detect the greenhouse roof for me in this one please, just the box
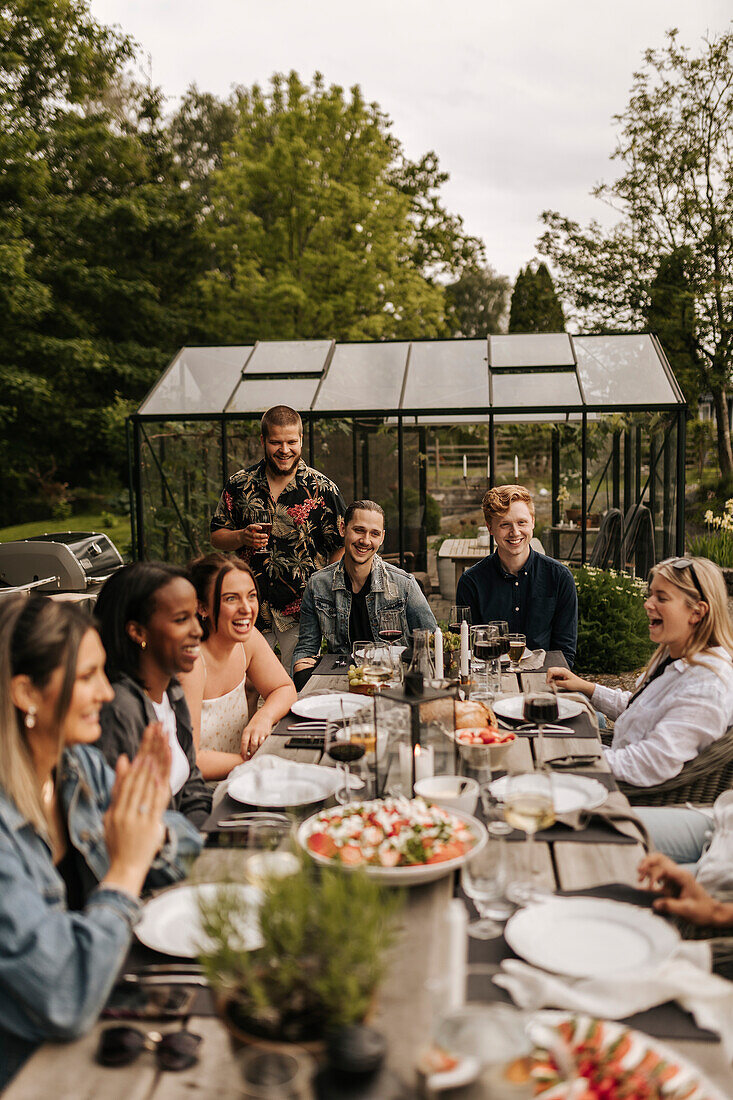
[136,334,685,421]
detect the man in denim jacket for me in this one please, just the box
[292,500,436,685]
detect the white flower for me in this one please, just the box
[705,509,714,524]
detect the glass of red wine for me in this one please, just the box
[471,626,502,699]
[449,605,472,636]
[325,710,366,804]
[378,610,403,646]
[488,620,509,659]
[522,685,559,767]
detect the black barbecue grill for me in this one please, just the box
[0,532,125,595]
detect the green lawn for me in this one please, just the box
[0,512,132,557]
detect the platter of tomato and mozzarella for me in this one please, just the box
[297,796,487,884]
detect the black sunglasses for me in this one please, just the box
[96,1025,201,1071]
[656,557,705,601]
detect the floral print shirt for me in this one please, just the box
[210,459,345,631]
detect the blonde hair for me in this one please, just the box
[0,596,92,834]
[482,484,535,525]
[645,556,733,677]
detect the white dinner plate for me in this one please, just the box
[297,803,487,885]
[490,773,608,815]
[291,693,367,721]
[493,695,584,721]
[505,898,680,978]
[228,763,340,807]
[136,883,264,958]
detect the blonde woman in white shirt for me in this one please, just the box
[181,554,296,780]
[547,557,733,788]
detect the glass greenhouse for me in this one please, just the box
[128,333,686,571]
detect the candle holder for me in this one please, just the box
[374,675,459,798]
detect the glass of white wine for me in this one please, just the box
[360,644,396,689]
[502,769,555,906]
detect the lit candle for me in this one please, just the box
[487,454,490,480]
[460,620,469,678]
[514,454,519,479]
[445,898,467,1011]
[399,743,434,791]
[434,627,444,679]
[462,454,467,478]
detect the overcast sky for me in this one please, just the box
[91,0,730,281]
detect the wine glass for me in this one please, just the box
[460,820,515,938]
[378,610,403,646]
[523,685,559,767]
[351,639,372,667]
[488,620,509,660]
[507,632,526,673]
[501,769,555,906]
[471,625,502,699]
[360,644,395,689]
[324,710,366,804]
[449,605,472,636]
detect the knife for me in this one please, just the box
[120,973,209,986]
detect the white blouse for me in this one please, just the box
[594,646,733,787]
[149,691,190,795]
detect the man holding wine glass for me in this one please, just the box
[292,500,436,688]
[456,484,578,667]
[210,405,346,672]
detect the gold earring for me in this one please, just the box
[140,640,147,650]
[25,706,37,730]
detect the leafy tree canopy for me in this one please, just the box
[538,29,733,473]
[508,261,565,333]
[444,264,510,336]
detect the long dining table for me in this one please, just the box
[5,655,733,1099]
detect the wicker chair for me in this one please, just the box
[616,725,733,806]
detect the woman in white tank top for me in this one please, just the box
[180,554,297,780]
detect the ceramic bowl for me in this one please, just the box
[414,775,479,815]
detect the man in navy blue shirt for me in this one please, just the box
[456,484,578,667]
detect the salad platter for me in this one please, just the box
[527,1014,726,1100]
[297,796,487,884]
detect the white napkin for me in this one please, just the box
[213,756,318,809]
[520,648,546,671]
[494,942,733,1060]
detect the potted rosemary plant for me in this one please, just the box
[198,862,402,1053]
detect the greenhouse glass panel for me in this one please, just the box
[139,347,251,416]
[243,340,332,375]
[492,371,581,409]
[575,335,677,406]
[315,342,409,411]
[226,377,320,413]
[490,333,574,369]
[402,340,488,411]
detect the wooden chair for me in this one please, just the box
[616,726,733,807]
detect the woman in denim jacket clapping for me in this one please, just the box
[0,596,202,1088]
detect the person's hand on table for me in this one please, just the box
[238,524,270,551]
[638,852,733,927]
[240,713,272,759]
[546,667,595,698]
[293,657,317,673]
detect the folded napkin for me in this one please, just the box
[494,941,733,1060]
[520,649,546,671]
[555,791,651,850]
[213,755,319,809]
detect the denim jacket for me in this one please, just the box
[0,743,202,1087]
[291,555,437,670]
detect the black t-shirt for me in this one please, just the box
[347,571,373,647]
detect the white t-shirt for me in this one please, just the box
[150,692,190,796]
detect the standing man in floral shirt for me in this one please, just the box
[210,405,345,671]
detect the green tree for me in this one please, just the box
[646,248,701,407]
[444,264,511,336]
[508,261,565,332]
[539,30,733,474]
[193,72,478,343]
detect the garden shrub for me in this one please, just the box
[573,566,654,674]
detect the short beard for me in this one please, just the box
[265,454,300,479]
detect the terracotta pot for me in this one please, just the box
[218,996,328,1060]
[565,508,601,528]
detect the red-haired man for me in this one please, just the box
[456,484,577,667]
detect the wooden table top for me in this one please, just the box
[7,670,733,1099]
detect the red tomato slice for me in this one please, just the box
[339,845,364,866]
[308,832,337,859]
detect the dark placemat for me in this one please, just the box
[462,883,718,1043]
[109,941,217,1017]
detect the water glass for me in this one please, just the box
[460,821,514,937]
